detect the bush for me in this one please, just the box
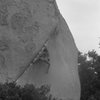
[0,82,55,100]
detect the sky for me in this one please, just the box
[56,0,100,54]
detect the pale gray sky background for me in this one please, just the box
[56,0,100,54]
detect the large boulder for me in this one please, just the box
[0,0,80,99]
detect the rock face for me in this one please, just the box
[0,0,80,99]
[0,0,58,82]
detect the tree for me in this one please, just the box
[78,50,100,100]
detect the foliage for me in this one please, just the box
[78,50,100,100]
[0,82,55,100]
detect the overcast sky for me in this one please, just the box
[56,0,100,54]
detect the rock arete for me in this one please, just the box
[0,0,80,100]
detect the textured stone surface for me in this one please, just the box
[0,0,80,99]
[0,0,58,82]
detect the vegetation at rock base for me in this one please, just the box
[0,82,56,100]
[78,50,100,100]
